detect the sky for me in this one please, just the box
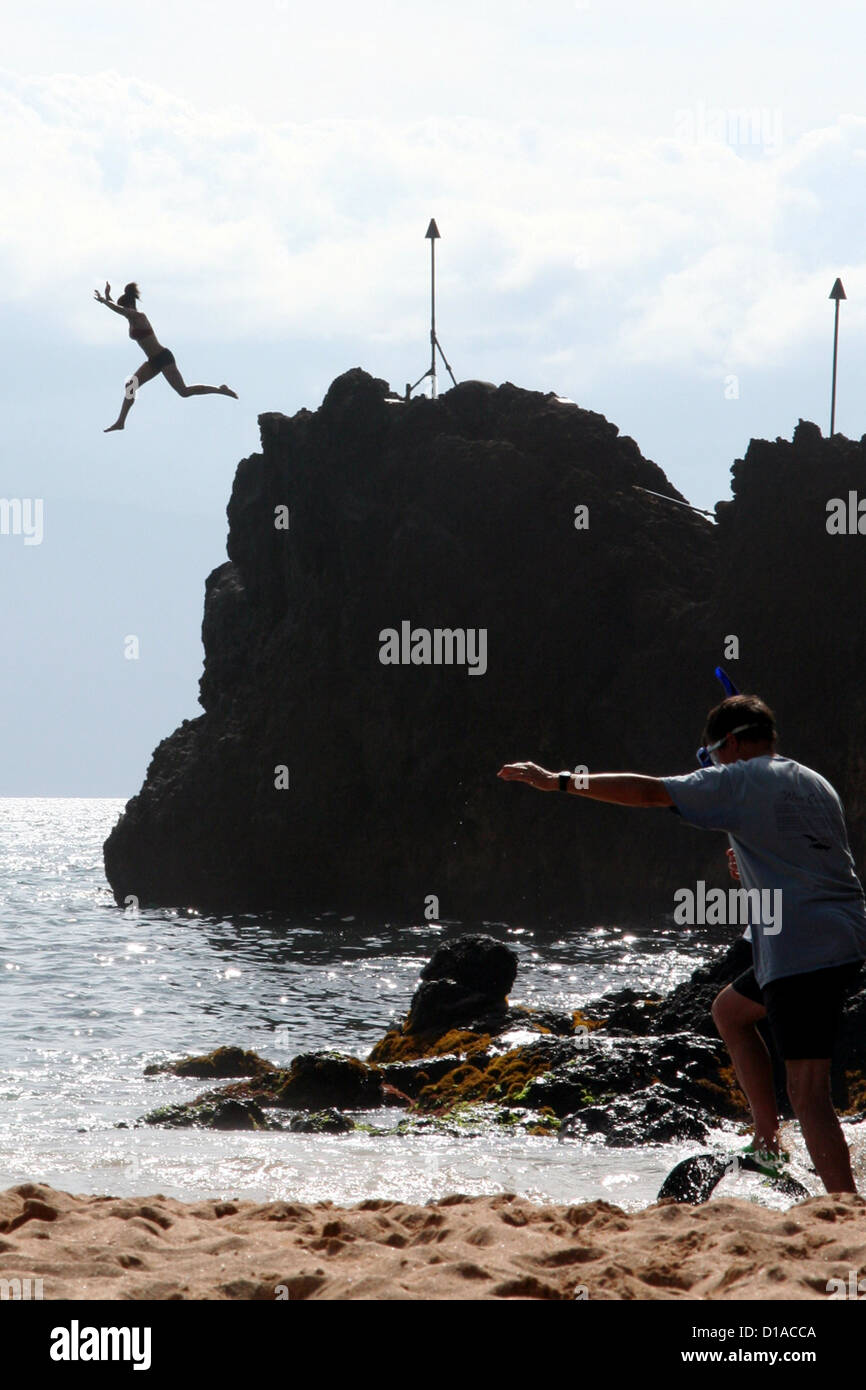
[2,0,866,794]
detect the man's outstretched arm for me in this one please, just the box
[497,762,673,807]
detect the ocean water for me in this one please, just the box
[0,797,853,1211]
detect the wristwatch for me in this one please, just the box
[558,771,572,792]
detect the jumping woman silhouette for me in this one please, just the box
[94,281,238,431]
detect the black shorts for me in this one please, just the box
[731,960,863,1059]
[150,347,175,372]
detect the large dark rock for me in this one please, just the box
[645,937,753,1037]
[403,937,519,1031]
[560,1085,711,1146]
[405,980,498,1034]
[271,1052,383,1109]
[520,1032,745,1123]
[103,368,722,922]
[599,937,866,1115]
[420,935,518,996]
[706,420,866,882]
[103,370,866,936]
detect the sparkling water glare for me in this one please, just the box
[1,798,847,1210]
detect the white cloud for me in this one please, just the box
[2,67,865,381]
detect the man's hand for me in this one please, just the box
[727,848,740,882]
[497,761,557,791]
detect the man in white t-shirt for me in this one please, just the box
[498,694,866,1194]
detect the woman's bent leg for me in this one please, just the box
[104,366,152,432]
[161,361,237,399]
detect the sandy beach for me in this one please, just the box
[2,1183,865,1300]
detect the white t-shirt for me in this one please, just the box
[662,754,866,986]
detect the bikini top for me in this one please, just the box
[129,319,152,342]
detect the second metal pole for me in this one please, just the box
[430,231,437,399]
[829,277,846,436]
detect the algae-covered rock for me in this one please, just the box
[369,1026,494,1067]
[288,1109,355,1134]
[144,1046,276,1079]
[143,1095,280,1130]
[132,930,806,1143]
[271,1051,383,1110]
[138,1049,383,1130]
[412,1038,577,1112]
[363,936,750,1135]
[368,949,579,1069]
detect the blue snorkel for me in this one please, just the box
[696,666,740,767]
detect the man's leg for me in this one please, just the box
[786,1059,857,1194]
[768,964,861,1194]
[712,984,781,1151]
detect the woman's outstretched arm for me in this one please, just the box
[93,282,132,318]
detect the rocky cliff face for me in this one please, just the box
[707,419,866,872]
[103,370,866,922]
